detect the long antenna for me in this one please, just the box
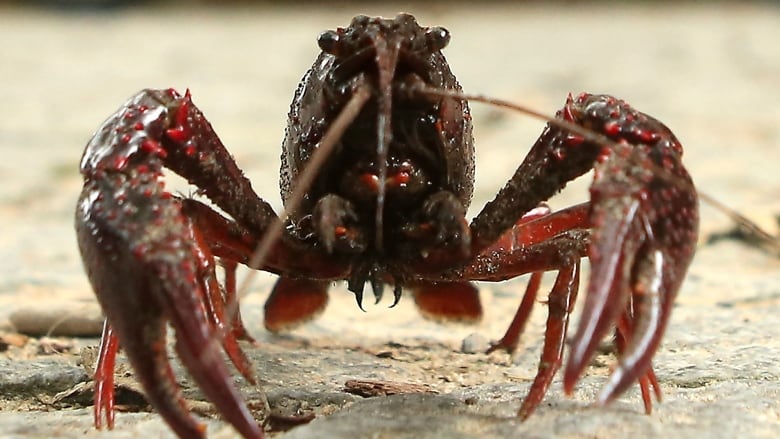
[413,84,779,253]
[213,82,372,350]
[371,36,400,254]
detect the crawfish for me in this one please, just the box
[75,13,698,438]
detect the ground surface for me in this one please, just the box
[1,2,779,438]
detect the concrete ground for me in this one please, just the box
[0,1,779,438]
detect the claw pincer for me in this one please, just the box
[532,93,699,412]
[456,93,698,418]
[568,93,699,404]
[76,90,263,438]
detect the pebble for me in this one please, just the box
[0,332,29,351]
[461,333,490,354]
[9,302,103,337]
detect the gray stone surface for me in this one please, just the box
[1,2,779,439]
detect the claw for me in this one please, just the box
[157,230,262,438]
[613,309,664,414]
[563,197,642,393]
[77,174,263,437]
[77,194,210,437]
[460,93,698,416]
[563,105,698,402]
[598,247,665,404]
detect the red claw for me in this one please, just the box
[462,93,697,419]
[77,89,265,439]
[560,96,698,408]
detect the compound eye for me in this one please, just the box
[318,30,340,55]
[425,26,450,51]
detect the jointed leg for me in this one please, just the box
[615,312,662,414]
[220,259,256,343]
[486,272,542,355]
[93,322,118,430]
[518,260,580,420]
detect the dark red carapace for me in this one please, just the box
[76,14,698,439]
